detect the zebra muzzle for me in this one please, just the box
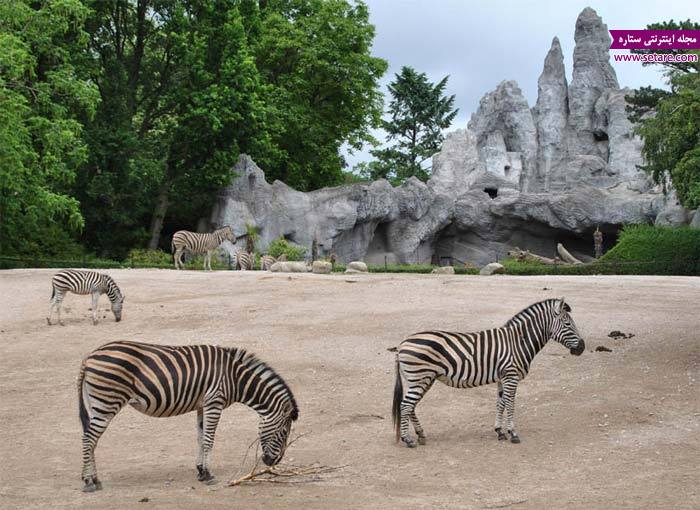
[570,340,585,356]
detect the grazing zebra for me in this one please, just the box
[392,298,584,447]
[77,340,298,492]
[47,270,124,326]
[260,253,287,271]
[172,226,235,270]
[235,251,255,271]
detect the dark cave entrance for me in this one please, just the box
[484,187,499,199]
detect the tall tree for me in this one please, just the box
[0,0,99,256]
[627,19,700,210]
[77,0,271,255]
[249,0,387,190]
[365,66,458,184]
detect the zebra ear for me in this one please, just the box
[557,297,566,314]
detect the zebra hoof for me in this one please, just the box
[495,427,507,441]
[59,321,65,326]
[46,318,52,326]
[402,438,417,448]
[197,469,214,482]
[509,432,521,444]
[82,478,101,492]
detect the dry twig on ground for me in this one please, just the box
[227,433,345,487]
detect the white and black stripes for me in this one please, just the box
[392,298,584,448]
[77,340,298,492]
[235,251,255,271]
[171,226,235,270]
[48,270,124,326]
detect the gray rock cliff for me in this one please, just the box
[210,7,687,266]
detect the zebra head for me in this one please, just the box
[549,298,585,355]
[223,225,235,244]
[259,401,299,466]
[111,295,124,322]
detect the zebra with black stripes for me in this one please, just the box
[235,250,255,271]
[47,270,124,326]
[392,298,585,447]
[77,340,299,492]
[172,226,235,270]
[260,253,286,271]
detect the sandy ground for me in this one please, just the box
[0,269,698,510]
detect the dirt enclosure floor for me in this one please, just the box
[0,269,698,509]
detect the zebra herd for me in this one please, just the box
[170,225,285,271]
[43,226,586,493]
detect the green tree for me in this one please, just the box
[0,0,99,256]
[366,66,458,184]
[249,0,387,190]
[627,19,700,210]
[77,0,271,256]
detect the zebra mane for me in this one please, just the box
[227,347,299,420]
[504,298,563,327]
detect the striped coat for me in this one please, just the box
[392,298,584,447]
[47,270,124,326]
[78,340,298,492]
[235,251,255,271]
[172,226,234,270]
[260,253,287,271]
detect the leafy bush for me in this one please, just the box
[127,249,171,266]
[598,225,700,275]
[267,238,307,261]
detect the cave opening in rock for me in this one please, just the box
[593,130,609,142]
[248,173,256,187]
[484,187,498,199]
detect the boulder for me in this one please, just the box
[270,261,310,273]
[346,261,368,272]
[431,266,455,275]
[480,262,506,275]
[690,209,700,228]
[312,260,332,274]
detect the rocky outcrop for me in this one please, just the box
[209,7,690,267]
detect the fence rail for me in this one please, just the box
[0,254,698,276]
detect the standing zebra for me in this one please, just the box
[260,253,287,271]
[171,226,235,270]
[77,340,298,492]
[392,298,584,447]
[47,270,124,326]
[235,250,255,271]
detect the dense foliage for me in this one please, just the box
[0,0,386,259]
[0,0,99,256]
[359,66,457,184]
[627,19,700,209]
[267,237,306,261]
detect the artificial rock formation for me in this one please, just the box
[210,7,690,266]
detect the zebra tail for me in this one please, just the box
[77,359,90,434]
[392,354,403,443]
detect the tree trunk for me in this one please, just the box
[147,179,172,250]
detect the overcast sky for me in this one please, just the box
[343,0,697,168]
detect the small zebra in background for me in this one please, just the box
[235,250,255,270]
[393,298,584,447]
[77,340,298,492]
[260,253,287,270]
[47,270,124,326]
[171,226,235,270]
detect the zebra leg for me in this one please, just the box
[81,390,126,492]
[197,404,223,482]
[47,293,56,325]
[195,408,205,477]
[55,292,66,326]
[400,375,435,448]
[91,292,99,325]
[174,248,181,269]
[501,375,521,443]
[409,380,433,445]
[494,381,507,441]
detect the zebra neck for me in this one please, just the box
[226,350,290,417]
[104,279,121,303]
[511,316,550,355]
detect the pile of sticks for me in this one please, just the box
[508,243,584,266]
